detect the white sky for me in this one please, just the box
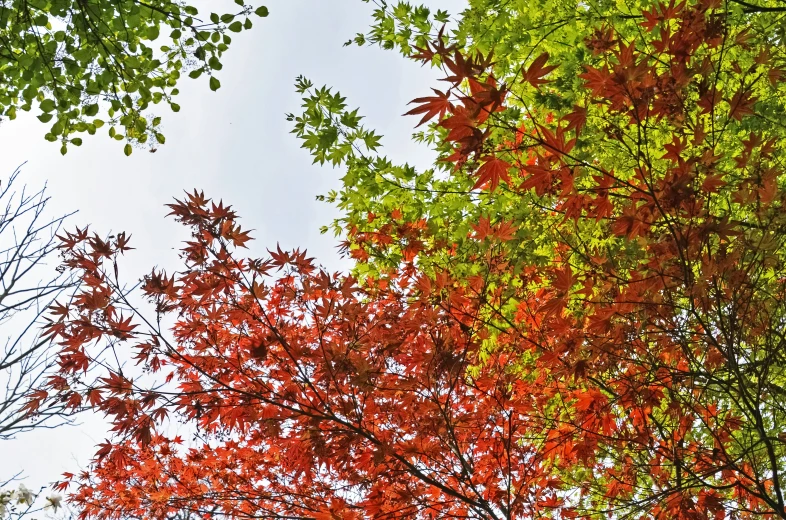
[0,0,462,490]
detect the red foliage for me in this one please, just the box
[46,194,580,519]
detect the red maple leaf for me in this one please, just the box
[405,89,452,126]
[561,106,587,135]
[729,89,757,121]
[473,156,512,191]
[522,52,558,88]
[471,216,492,240]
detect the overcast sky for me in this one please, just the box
[0,0,461,490]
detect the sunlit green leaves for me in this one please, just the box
[0,0,267,154]
[289,78,385,168]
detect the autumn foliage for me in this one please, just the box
[35,0,786,518]
[47,195,567,520]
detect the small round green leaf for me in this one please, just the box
[40,99,56,112]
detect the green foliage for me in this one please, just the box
[302,0,786,279]
[0,0,268,153]
[289,76,383,168]
[346,0,450,52]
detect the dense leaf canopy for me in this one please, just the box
[0,0,268,154]
[29,0,786,518]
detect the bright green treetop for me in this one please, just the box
[295,0,786,279]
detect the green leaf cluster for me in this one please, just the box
[0,0,268,153]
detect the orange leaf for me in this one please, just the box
[473,156,512,191]
[405,89,452,126]
[523,52,558,88]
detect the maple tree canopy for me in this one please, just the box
[32,0,786,518]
